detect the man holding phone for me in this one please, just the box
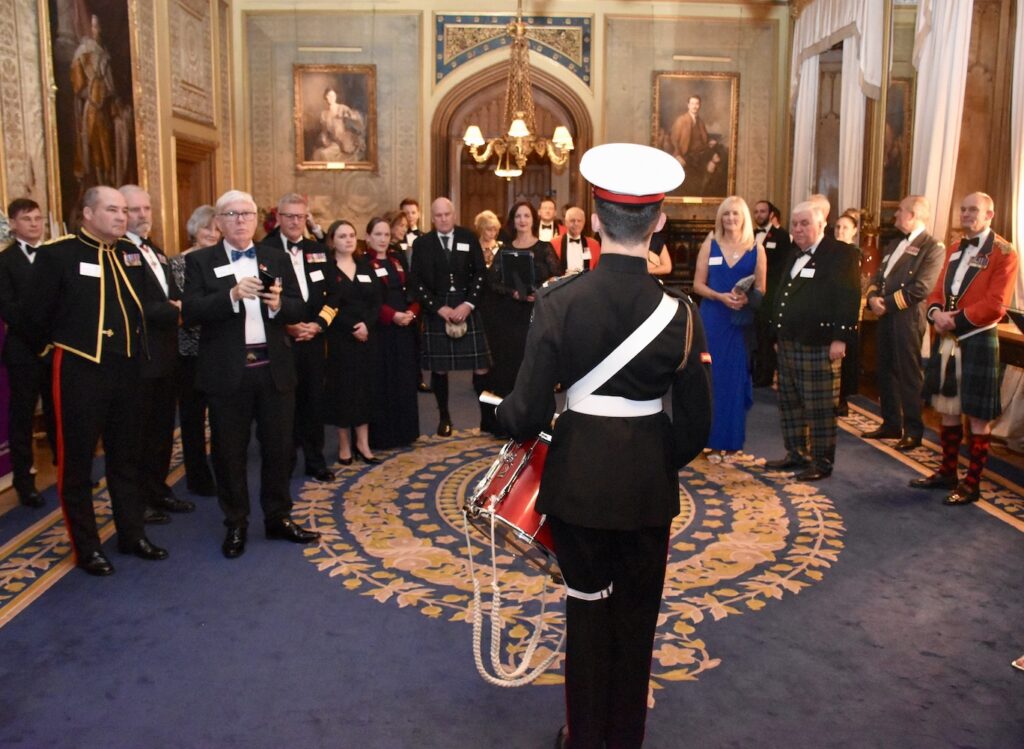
[182,190,320,559]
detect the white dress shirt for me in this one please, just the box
[789,242,819,279]
[281,235,309,301]
[565,236,585,273]
[883,226,924,278]
[224,240,271,345]
[950,228,990,296]
[127,231,169,297]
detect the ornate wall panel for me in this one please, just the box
[131,0,161,233]
[218,0,232,187]
[169,0,215,125]
[604,15,778,222]
[245,11,420,230]
[0,0,47,214]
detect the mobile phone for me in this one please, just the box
[259,269,279,293]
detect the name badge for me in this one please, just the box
[357,274,372,283]
[905,246,921,257]
[374,266,389,277]
[305,253,326,264]
[799,267,816,278]
[881,254,890,264]
[79,262,101,278]
[949,251,962,261]
[766,241,777,249]
[582,250,592,260]
[214,264,234,278]
[122,253,142,267]
[309,269,324,282]
[708,256,723,266]
[456,242,470,252]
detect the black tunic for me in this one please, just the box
[325,257,382,427]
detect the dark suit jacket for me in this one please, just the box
[0,241,42,366]
[773,235,861,346]
[866,231,945,328]
[408,226,486,313]
[132,238,181,379]
[181,241,304,394]
[259,234,340,330]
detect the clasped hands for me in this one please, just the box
[437,302,473,324]
[931,309,958,334]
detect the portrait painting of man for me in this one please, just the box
[652,71,738,201]
[294,64,377,171]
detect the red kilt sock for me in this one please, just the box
[963,434,991,492]
[939,424,963,477]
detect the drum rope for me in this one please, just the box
[462,512,565,687]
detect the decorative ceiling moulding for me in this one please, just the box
[434,13,592,89]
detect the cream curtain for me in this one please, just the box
[790,55,820,207]
[838,37,866,215]
[909,0,974,242]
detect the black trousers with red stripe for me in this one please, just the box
[53,350,145,560]
[547,516,670,749]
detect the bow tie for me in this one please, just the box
[897,232,910,243]
[22,243,37,256]
[230,247,256,262]
[541,224,553,230]
[962,236,980,248]
[288,242,302,253]
[568,237,582,244]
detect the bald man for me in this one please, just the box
[551,206,601,274]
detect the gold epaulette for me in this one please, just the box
[42,234,74,246]
[993,234,1017,256]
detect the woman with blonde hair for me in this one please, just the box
[692,195,767,459]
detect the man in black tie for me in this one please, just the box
[536,197,565,243]
[400,197,421,244]
[260,192,335,483]
[21,186,168,575]
[551,206,601,274]
[0,198,55,507]
[862,195,945,450]
[766,201,860,481]
[183,189,320,558]
[121,185,195,521]
[751,200,792,387]
[409,197,490,435]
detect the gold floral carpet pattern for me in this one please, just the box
[295,431,846,701]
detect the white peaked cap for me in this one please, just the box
[579,143,685,204]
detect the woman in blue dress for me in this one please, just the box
[693,196,767,459]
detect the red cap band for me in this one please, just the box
[592,186,665,204]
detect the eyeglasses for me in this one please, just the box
[219,211,257,221]
[279,212,307,221]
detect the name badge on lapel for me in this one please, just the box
[305,253,326,264]
[374,266,388,278]
[79,262,101,278]
[582,250,592,260]
[356,274,372,283]
[905,246,921,256]
[214,264,234,278]
[766,241,777,249]
[309,269,324,282]
[949,251,962,261]
[122,253,142,267]
[456,242,470,252]
[708,256,723,266]
[799,267,816,278]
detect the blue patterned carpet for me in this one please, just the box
[0,382,1021,748]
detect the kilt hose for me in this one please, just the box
[777,339,842,467]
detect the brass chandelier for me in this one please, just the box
[462,1,574,179]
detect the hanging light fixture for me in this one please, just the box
[463,0,574,179]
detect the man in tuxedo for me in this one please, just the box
[766,201,860,481]
[400,197,421,244]
[408,197,490,436]
[911,192,1018,505]
[751,200,792,386]
[537,197,565,243]
[551,206,601,275]
[120,185,194,522]
[21,186,168,575]
[260,192,335,483]
[182,189,320,558]
[0,198,55,507]
[862,195,945,450]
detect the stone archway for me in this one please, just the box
[431,64,593,226]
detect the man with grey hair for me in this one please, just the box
[22,186,168,575]
[766,200,860,480]
[551,205,601,274]
[260,192,336,483]
[183,189,320,558]
[120,184,194,522]
[862,195,945,450]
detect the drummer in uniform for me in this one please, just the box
[497,143,712,748]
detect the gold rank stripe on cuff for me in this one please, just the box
[894,290,909,310]
[318,306,338,326]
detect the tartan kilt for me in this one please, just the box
[924,330,1002,420]
[421,292,491,372]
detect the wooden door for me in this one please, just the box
[174,137,217,252]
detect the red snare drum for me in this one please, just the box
[464,433,560,581]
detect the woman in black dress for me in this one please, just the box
[324,219,382,465]
[366,216,421,449]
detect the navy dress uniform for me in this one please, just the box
[497,144,712,748]
[20,230,163,569]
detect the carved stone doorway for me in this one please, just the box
[432,65,592,227]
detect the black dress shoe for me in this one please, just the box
[418,381,432,393]
[894,436,922,451]
[222,527,247,558]
[306,467,337,482]
[437,415,453,437]
[835,401,849,417]
[909,472,958,490]
[265,517,320,544]
[152,495,196,513]
[795,465,832,481]
[355,449,382,465]
[17,490,44,508]
[765,454,809,471]
[117,536,169,560]
[143,506,172,525]
[944,482,981,505]
[336,454,353,466]
[78,550,114,576]
[861,427,901,440]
